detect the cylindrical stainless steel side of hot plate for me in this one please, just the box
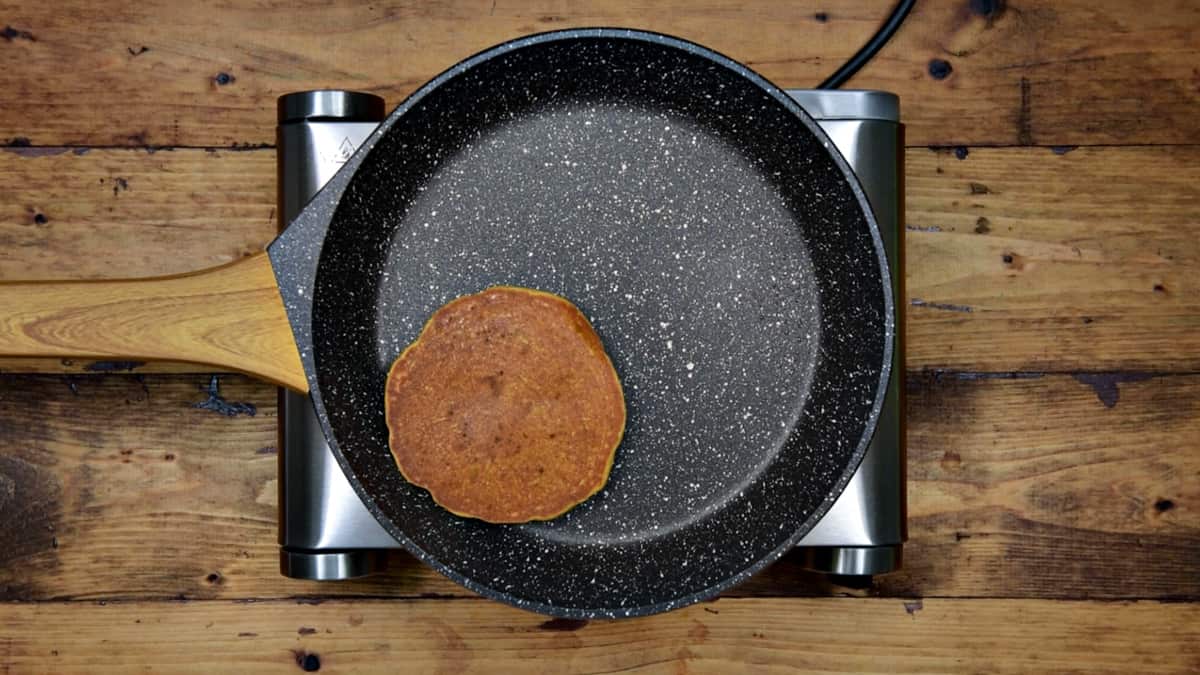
[789,90,906,575]
[276,90,392,580]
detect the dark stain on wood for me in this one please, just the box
[907,371,1047,400]
[813,11,830,23]
[0,390,61,600]
[227,142,273,151]
[539,617,589,631]
[214,72,235,86]
[954,146,969,160]
[0,454,60,567]
[123,130,169,154]
[298,626,318,636]
[910,298,974,313]
[1155,498,1176,513]
[969,182,990,195]
[83,361,145,372]
[974,216,991,234]
[292,650,321,672]
[127,46,149,56]
[1,25,35,42]
[953,371,1045,380]
[898,372,1200,599]
[1017,77,1034,145]
[885,502,1200,600]
[969,0,1006,27]
[928,58,953,80]
[112,177,129,196]
[983,512,1200,599]
[2,146,69,157]
[193,375,257,417]
[237,631,257,637]
[1072,372,1153,408]
[71,462,98,518]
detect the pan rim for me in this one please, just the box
[285,27,895,618]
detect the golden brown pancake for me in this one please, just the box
[384,286,626,523]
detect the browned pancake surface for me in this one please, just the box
[384,286,625,523]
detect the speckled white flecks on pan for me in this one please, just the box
[284,29,892,618]
[375,102,820,542]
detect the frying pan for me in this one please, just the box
[0,29,893,617]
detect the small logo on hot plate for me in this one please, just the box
[321,137,357,165]
[333,137,356,163]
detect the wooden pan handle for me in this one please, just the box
[0,252,308,392]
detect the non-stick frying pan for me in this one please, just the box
[0,29,892,617]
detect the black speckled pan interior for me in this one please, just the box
[268,29,893,617]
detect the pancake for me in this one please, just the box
[384,286,626,524]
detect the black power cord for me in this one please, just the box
[817,0,917,89]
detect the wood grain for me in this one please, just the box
[0,1,1197,148]
[3,145,1198,373]
[0,598,1197,674]
[1,1,1197,671]
[0,146,274,280]
[896,371,1200,600]
[906,145,1200,372]
[1,373,1194,602]
[0,253,306,390]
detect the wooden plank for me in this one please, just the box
[0,374,287,602]
[906,145,1200,372]
[0,598,1197,674]
[1,372,1195,602]
[4,145,1199,372]
[890,371,1200,600]
[0,147,274,280]
[0,1,1197,148]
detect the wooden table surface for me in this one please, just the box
[1,1,1198,672]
